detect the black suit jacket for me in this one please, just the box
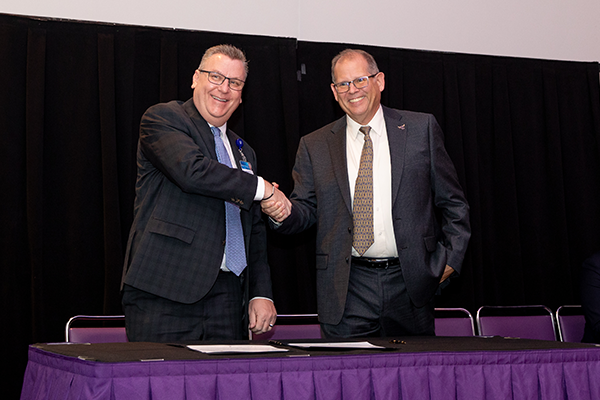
[273,106,470,325]
[122,99,273,306]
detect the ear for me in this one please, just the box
[375,72,385,92]
[191,70,200,89]
[330,83,339,102]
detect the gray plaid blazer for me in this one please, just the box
[122,99,273,305]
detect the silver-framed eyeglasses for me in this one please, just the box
[198,69,245,91]
[333,73,378,93]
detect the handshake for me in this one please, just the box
[261,182,291,222]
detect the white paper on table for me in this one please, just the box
[288,341,386,349]
[187,344,289,354]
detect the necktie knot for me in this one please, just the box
[359,125,371,138]
[212,126,232,168]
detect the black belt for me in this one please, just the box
[351,257,400,269]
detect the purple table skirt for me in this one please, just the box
[21,345,600,400]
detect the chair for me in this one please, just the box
[251,314,321,340]
[65,315,128,343]
[476,305,557,340]
[434,308,476,336]
[555,305,585,343]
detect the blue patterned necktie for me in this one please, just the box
[211,126,247,275]
[352,126,374,256]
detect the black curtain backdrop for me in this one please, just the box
[2,13,600,398]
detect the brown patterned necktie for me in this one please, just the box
[352,126,374,256]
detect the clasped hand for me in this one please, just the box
[261,182,291,222]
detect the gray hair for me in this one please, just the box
[331,49,379,83]
[199,44,248,77]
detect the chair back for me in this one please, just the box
[65,315,127,343]
[556,305,585,343]
[251,314,321,340]
[476,305,556,340]
[434,308,476,336]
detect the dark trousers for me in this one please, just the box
[320,263,435,338]
[122,271,245,342]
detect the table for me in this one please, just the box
[20,337,600,400]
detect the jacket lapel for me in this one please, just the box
[182,99,218,160]
[327,117,352,213]
[383,106,407,206]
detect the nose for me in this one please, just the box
[218,79,231,93]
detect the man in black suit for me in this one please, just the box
[263,49,470,338]
[121,44,289,342]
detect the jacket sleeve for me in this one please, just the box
[139,102,258,210]
[271,136,319,234]
[427,114,470,272]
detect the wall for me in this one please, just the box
[2,0,599,62]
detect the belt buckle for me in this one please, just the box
[369,258,388,269]
[374,258,398,269]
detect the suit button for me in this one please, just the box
[345,257,349,264]
[348,227,352,234]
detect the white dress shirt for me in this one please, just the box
[346,106,398,258]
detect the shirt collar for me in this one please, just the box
[208,123,228,136]
[346,105,385,140]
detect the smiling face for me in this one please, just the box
[192,53,246,127]
[330,53,385,125]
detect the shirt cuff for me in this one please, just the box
[250,296,274,303]
[254,177,265,201]
[269,216,283,228]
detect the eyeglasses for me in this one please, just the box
[198,69,245,91]
[332,73,378,93]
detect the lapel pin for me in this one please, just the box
[398,124,406,130]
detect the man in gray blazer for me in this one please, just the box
[121,44,288,342]
[263,49,470,338]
